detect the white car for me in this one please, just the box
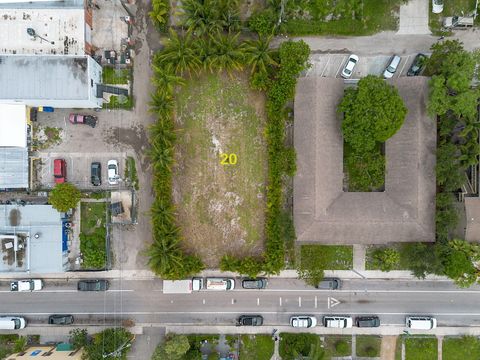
[323,316,353,328]
[341,54,359,79]
[290,315,317,328]
[107,159,119,185]
[10,279,43,292]
[432,0,443,14]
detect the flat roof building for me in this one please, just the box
[0,104,29,189]
[0,204,67,273]
[0,54,103,108]
[0,0,92,55]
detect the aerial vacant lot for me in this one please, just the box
[173,74,267,267]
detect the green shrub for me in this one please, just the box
[335,340,350,355]
[149,0,169,31]
[49,183,82,213]
[371,247,400,272]
[248,9,277,36]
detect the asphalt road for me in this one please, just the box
[1,279,480,328]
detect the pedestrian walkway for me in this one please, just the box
[438,335,443,360]
[353,244,366,271]
[380,336,398,360]
[397,0,431,34]
[270,338,281,360]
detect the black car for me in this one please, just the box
[241,278,268,289]
[48,314,74,325]
[356,316,380,327]
[236,315,263,326]
[77,279,109,291]
[316,278,341,290]
[407,54,428,76]
[91,162,102,186]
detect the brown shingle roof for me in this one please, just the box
[294,77,436,244]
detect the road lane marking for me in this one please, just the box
[279,297,282,306]
[231,298,234,305]
[202,299,205,304]
[0,290,133,293]
[298,297,301,307]
[328,297,341,309]
[257,298,260,306]
[315,296,318,308]
[399,55,410,77]
[232,289,480,293]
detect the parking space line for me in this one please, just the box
[335,56,347,78]
[320,56,331,77]
[398,55,410,77]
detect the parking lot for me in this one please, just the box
[33,108,142,191]
[306,53,428,79]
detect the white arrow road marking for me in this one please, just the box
[328,297,341,309]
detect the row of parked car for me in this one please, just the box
[0,315,74,330]
[9,279,109,292]
[237,315,437,330]
[340,53,428,79]
[53,158,119,185]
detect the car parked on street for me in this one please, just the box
[53,158,66,184]
[91,162,101,186]
[290,315,317,328]
[383,55,401,79]
[10,279,43,292]
[107,159,119,185]
[316,278,341,290]
[236,315,263,326]
[407,54,428,76]
[48,314,74,325]
[77,279,109,291]
[341,54,359,79]
[242,278,268,289]
[406,316,437,330]
[69,113,97,128]
[323,316,353,328]
[356,316,380,327]
[432,0,443,14]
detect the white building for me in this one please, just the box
[0,0,92,55]
[0,54,103,108]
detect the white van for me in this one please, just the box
[443,16,474,29]
[0,316,26,330]
[406,316,437,330]
[323,316,353,328]
[205,278,235,290]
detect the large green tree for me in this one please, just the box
[83,328,133,360]
[339,75,407,152]
[48,183,82,213]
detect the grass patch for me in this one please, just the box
[443,336,480,360]
[174,73,267,267]
[279,333,322,360]
[240,335,274,360]
[300,244,353,270]
[429,0,477,34]
[0,334,18,359]
[102,67,131,85]
[103,95,134,110]
[125,156,139,190]
[405,337,438,360]
[33,126,62,150]
[356,336,382,357]
[281,0,401,35]
[80,202,107,269]
[324,336,352,357]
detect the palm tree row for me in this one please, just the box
[154,29,276,79]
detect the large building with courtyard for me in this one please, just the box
[293,77,436,244]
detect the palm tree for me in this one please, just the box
[149,0,169,29]
[217,0,241,33]
[181,0,225,36]
[206,31,245,74]
[147,235,183,277]
[149,90,175,120]
[153,65,186,95]
[243,36,277,75]
[156,29,201,76]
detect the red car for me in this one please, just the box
[69,113,97,128]
[53,159,66,184]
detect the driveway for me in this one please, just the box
[397,0,431,35]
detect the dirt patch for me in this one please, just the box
[173,73,268,267]
[380,336,398,360]
[103,125,150,171]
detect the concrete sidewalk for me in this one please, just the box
[0,269,450,281]
[397,0,431,35]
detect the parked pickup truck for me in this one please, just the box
[10,279,43,292]
[163,278,204,294]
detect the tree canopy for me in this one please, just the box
[152,334,190,360]
[339,75,407,152]
[48,183,81,213]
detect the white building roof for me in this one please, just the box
[0,7,85,55]
[0,104,27,147]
